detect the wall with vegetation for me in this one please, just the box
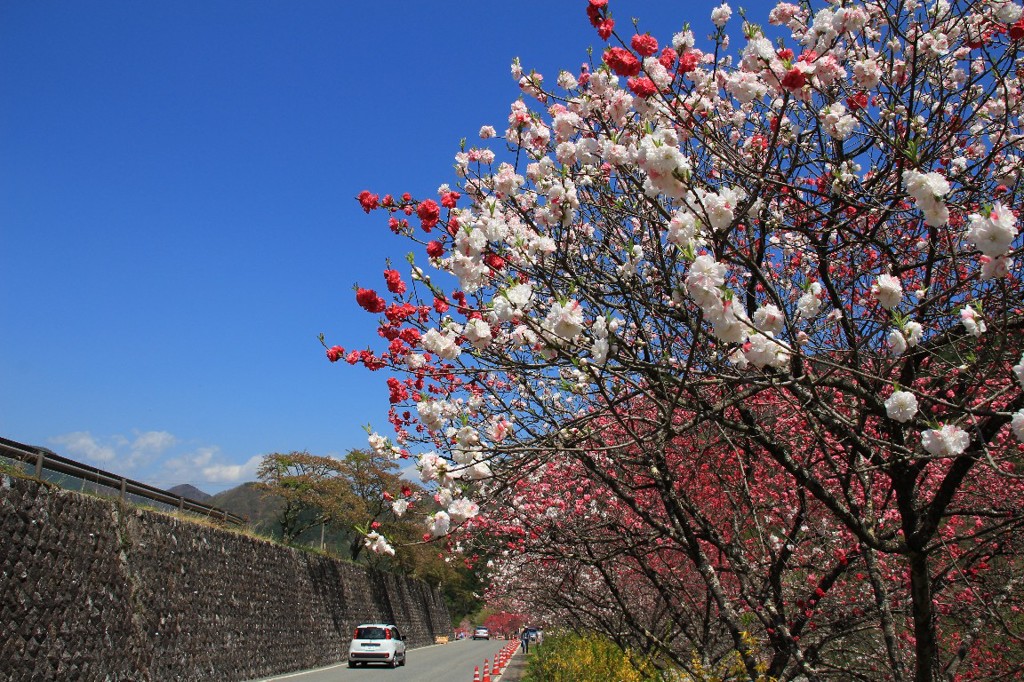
[0,474,452,681]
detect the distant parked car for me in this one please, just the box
[348,623,407,668]
[472,626,490,640]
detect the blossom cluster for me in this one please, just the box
[333,2,1024,676]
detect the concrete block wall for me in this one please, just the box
[0,474,452,681]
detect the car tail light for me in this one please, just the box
[385,629,392,639]
[353,629,359,639]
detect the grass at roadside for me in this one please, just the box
[521,631,659,682]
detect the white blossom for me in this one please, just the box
[884,391,918,423]
[921,424,970,457]
[391,499,409,516]
[426,511,451,537]
[1012,411,1024,442]
[364,531,396,556]
[448,497,480,524]
[960,306,986,337]
[871,274,903,310]
[966,202,1018,257]
[463,318,493,349]
[711,2,732,27]
[797,283,823,319]
[543,300,585,341]
[753,304,785,335]
[888,328,908,356]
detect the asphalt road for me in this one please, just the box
[247,638,514,682]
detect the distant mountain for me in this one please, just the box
[168,484,213,503]
[211,482,285,536]
[208,482,350,549]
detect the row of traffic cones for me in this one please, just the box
[472,641,521,681]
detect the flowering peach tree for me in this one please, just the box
[326,0,1024,679]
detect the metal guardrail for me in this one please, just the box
[0,435,246,526]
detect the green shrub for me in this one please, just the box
[522,631,659,682]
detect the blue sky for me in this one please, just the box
[2,0,735,492]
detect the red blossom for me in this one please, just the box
[387,337,406,356]
[433,297,450,314]
[604,47,641,77]
[357,190,379,213]
[355,287,386,314]
[325,345,344,362]
[597,18,615,40]
[781,66,807,90]
[627,76,658,98]
[846,92,869,111]
[383,269,406,295]
[417,199,441,230]
[387,377,408,404]
[678,51,699,74]
[658,46,677,70]
[384,302,417,323]
[484,253,506,271]
[1012,19,1024,41]
[440,191,461,208]
[360,350,385,370]
[426,240,445,258]
[631,33,659,57]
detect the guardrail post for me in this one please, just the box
[120,477,127,500]
[34,451,44,478]
[178,496,185,512]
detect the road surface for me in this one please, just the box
[247,638,514,682]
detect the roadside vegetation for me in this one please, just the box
[522,631,660,682]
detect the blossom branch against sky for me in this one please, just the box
[0,0,716,491]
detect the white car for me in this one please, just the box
[472,626,490,640]
[348,623,407,668]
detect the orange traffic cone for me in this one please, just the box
[473,665,480,682]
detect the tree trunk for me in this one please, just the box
[908,551,938,682]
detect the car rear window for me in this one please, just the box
[354,627,387,640]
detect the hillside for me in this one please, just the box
[168,483,212,503]
[209,482,285,536]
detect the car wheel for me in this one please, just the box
[400,652,407,667]
[347,661,355,668]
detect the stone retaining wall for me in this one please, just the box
[0,474,452,681]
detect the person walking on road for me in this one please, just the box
[520,628,530,654]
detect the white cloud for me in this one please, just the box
[199,454,263,484]
[50,431,117,463]
[48,430,260,494]
[161,448,261,487]
[131,430,176,455]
